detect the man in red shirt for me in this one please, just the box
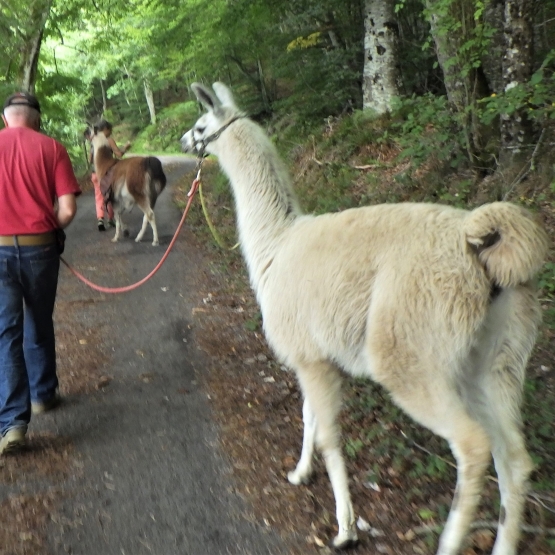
[0,92,81,455]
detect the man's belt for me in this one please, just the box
[0,232,56,246]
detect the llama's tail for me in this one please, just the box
[464,202,549,288]
[142,157,167,207]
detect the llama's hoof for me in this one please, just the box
[135,237,141,243]
[151,241,159,246]
[287,468,313,486]
[111,237,118,243]
[331,530,359,551]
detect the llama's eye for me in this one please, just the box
[195,126,205,135]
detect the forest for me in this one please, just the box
[1,0,554,181]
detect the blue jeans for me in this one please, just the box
[0,244,60,436]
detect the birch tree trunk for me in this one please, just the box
[499,0,534,169]
[362,0,400,114]
[144,79,156,125]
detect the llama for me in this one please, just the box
[90,128,167,246]
[180,82,549,555]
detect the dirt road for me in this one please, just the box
[0,157,286,555]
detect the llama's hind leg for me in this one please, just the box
[490,428,533,555]
[387,382,491,555]
[288,397,316,485]
[135,213,150,243]
[136,208,159,246]
[295,362,357,549]
[473,286,538,555]
[112,211,123,243]
[436,421,491,555]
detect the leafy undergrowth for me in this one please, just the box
[173,117,555,555]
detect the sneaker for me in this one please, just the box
[0,427,26,456]
[98,219,106,231]
[32,393,62,415]
[107,219,116,228]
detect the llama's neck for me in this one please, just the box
[213,119,303,292]
[92,135,116,179]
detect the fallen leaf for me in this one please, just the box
[96,376,112,389]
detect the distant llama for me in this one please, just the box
[90,127,167,246]
[180,82,549,555]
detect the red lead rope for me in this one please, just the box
[60,176,201,294]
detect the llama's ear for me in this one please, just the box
[212,82,237,109]
[191,82,220,112]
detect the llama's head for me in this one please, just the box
[90,125,110,151]
[180,82,245,156]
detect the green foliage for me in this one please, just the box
[479,50,555,127]
[422,0,497,80]
[274,46,361,121]
[538,261,555,299]
[132,101,199,153]
[417,508,436,521]
[383,94,466,169]
[345,438,365,460]
[522,378,555,490]
[244,311,262,332]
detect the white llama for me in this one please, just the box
[180,82,549,555]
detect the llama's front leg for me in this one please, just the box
[111,213,123,243]
[296,363,358,549]
[288,397,316,485]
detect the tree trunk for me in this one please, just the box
[18,0,52,92]
[21,27,44,92]
[426,1,466,108]
[425,0,491,170]
[362,0,400,114]
[481,0,505,95]
[100,79,107,113]
[499,0,535,169]
[144,79,156,125]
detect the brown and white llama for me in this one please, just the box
[91,128,167,246]
[180,82,549,555]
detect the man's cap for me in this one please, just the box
[3,92,41,114]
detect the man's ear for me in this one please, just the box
[1,114,8,128]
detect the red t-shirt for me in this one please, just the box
[0,126,82,234]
